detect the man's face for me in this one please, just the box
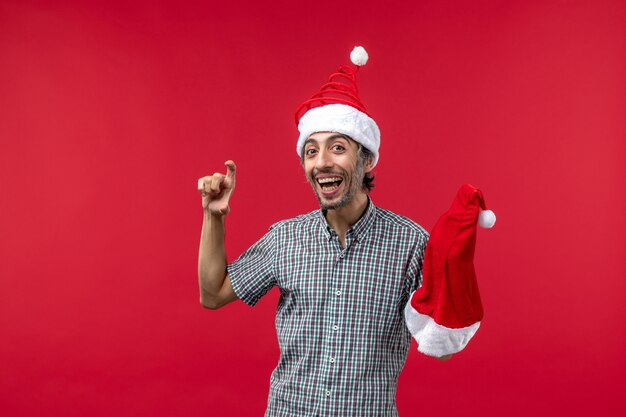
[302,132,370,210]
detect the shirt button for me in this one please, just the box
[325,390,331,397]
[329,357,335,363]
[336,290,342,296]
[332,325,339,331]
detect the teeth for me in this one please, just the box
[317,177,341,184]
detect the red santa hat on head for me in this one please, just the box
[295,46,381,167]
[404,184,496,357]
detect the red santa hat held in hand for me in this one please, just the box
[404,184,496,357]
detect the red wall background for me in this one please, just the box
[1,0,625,416]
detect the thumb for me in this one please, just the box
[224,160,237,180]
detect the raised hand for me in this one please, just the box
[197,160,237,215]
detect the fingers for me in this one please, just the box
[198,175,226,193]
[224,160,236,179]
[209,174,225,192]
[197,161,236,200]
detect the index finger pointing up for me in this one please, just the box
[224,160,236,179]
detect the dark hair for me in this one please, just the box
[358,144,376,192]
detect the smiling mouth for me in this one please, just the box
[317,177,343,192]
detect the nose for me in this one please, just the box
[315,148,333,170]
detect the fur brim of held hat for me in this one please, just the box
[404,300,481,357]
[296,104,380,167]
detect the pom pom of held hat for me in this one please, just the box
[404,184,496,357]
[478,209,496,228]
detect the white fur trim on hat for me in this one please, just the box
[404,292,481,357]
[297,104,380,167]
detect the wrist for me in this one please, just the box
[204,209,226,221]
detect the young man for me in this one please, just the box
[197,47,443,417]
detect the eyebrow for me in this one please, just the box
[304,134,351,147]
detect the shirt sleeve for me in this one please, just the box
[407,230,429,293]
[227,227,278,307]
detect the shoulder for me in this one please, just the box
[375,206,429,239]
[268,209,321,232]
[373,206,429,252]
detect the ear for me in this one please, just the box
[363,154,375,173]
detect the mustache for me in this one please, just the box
[311,168,346,177]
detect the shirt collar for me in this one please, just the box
[318,197,377,242]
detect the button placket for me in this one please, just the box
[324,231,352,404]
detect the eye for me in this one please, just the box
[305,148,318,156]
[331,144,345,152]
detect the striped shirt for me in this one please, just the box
[228,199,428,417]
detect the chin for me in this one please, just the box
[318,195,350,210]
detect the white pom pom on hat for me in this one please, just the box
[478,209,496,228]
[350,46,369,66]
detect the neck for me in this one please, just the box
[324,191,369,247]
